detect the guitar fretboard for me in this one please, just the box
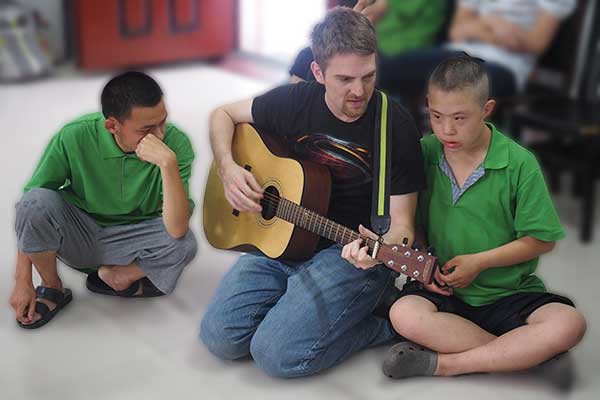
[275,196,378,249]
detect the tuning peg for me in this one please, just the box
[402,237,408,247]
[412,242,422,252]
[427,246,435,256]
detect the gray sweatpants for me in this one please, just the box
[15,188,197,294]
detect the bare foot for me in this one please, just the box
[98,266,144,295]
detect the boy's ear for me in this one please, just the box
[483,99,496,119]
[311,61,325,84]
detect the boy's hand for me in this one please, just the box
[423,267,453,296]
[342,224,380,270]
[440,254,484,288]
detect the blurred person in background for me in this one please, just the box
[289,0,448,83]
[378,0,577,103]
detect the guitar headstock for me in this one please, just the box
[375,243,437,285]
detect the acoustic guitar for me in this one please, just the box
[203,123,436,285]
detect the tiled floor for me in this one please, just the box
[0,64,598,400]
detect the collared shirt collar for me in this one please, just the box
[439,153,485,205]
[428,122,509,170]
[482,122,509,170]
[433,122,509,205]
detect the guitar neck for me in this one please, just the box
[261,192,435,285]
[276,197,378,250]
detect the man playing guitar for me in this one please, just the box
[200,7,426,377]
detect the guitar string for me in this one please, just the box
[256,191,379,249]
[262,192,432,259]
[257,191,372,245]
[230,189,432,277]
[256,191,428,253]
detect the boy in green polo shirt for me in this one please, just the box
[382,56,586,379]
[9,71,197,329]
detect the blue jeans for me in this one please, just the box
[200,245,398,378]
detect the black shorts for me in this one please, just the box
[399,281,575,336]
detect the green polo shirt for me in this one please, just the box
[25,112,195,226]
[377,0,447,56]
[418,124,564,306]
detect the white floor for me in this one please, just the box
[0,64,598,400]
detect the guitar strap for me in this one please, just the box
[370,90,392,237]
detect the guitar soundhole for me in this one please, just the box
[261,186,279,221]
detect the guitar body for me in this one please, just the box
[203,123,331,260]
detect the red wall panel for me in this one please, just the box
[75,0,235,69]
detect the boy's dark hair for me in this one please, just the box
[311,7,377,72]
[101,71,163,121]
[428,55,490,105]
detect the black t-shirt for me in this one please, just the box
[251,81,426,245]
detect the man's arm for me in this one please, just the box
[9,251,36,323]
[209,99,263,213]
[135,134,190,238]
[383,193,417,246]
[448,5,497,44]
[353,0,389,24]
[11,134,70,321]
[160,153,191,239]
[508,11,563,55]
[480,10,563,55]
[341,192,418,269]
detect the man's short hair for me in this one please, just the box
[310,7,377,71]
[428,55,490,105]
[101,71,163,121]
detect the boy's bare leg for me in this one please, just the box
[390,296,586,376]
[436,303,586,376]
[390,295,496,354]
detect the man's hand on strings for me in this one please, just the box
[342,224,380,270]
